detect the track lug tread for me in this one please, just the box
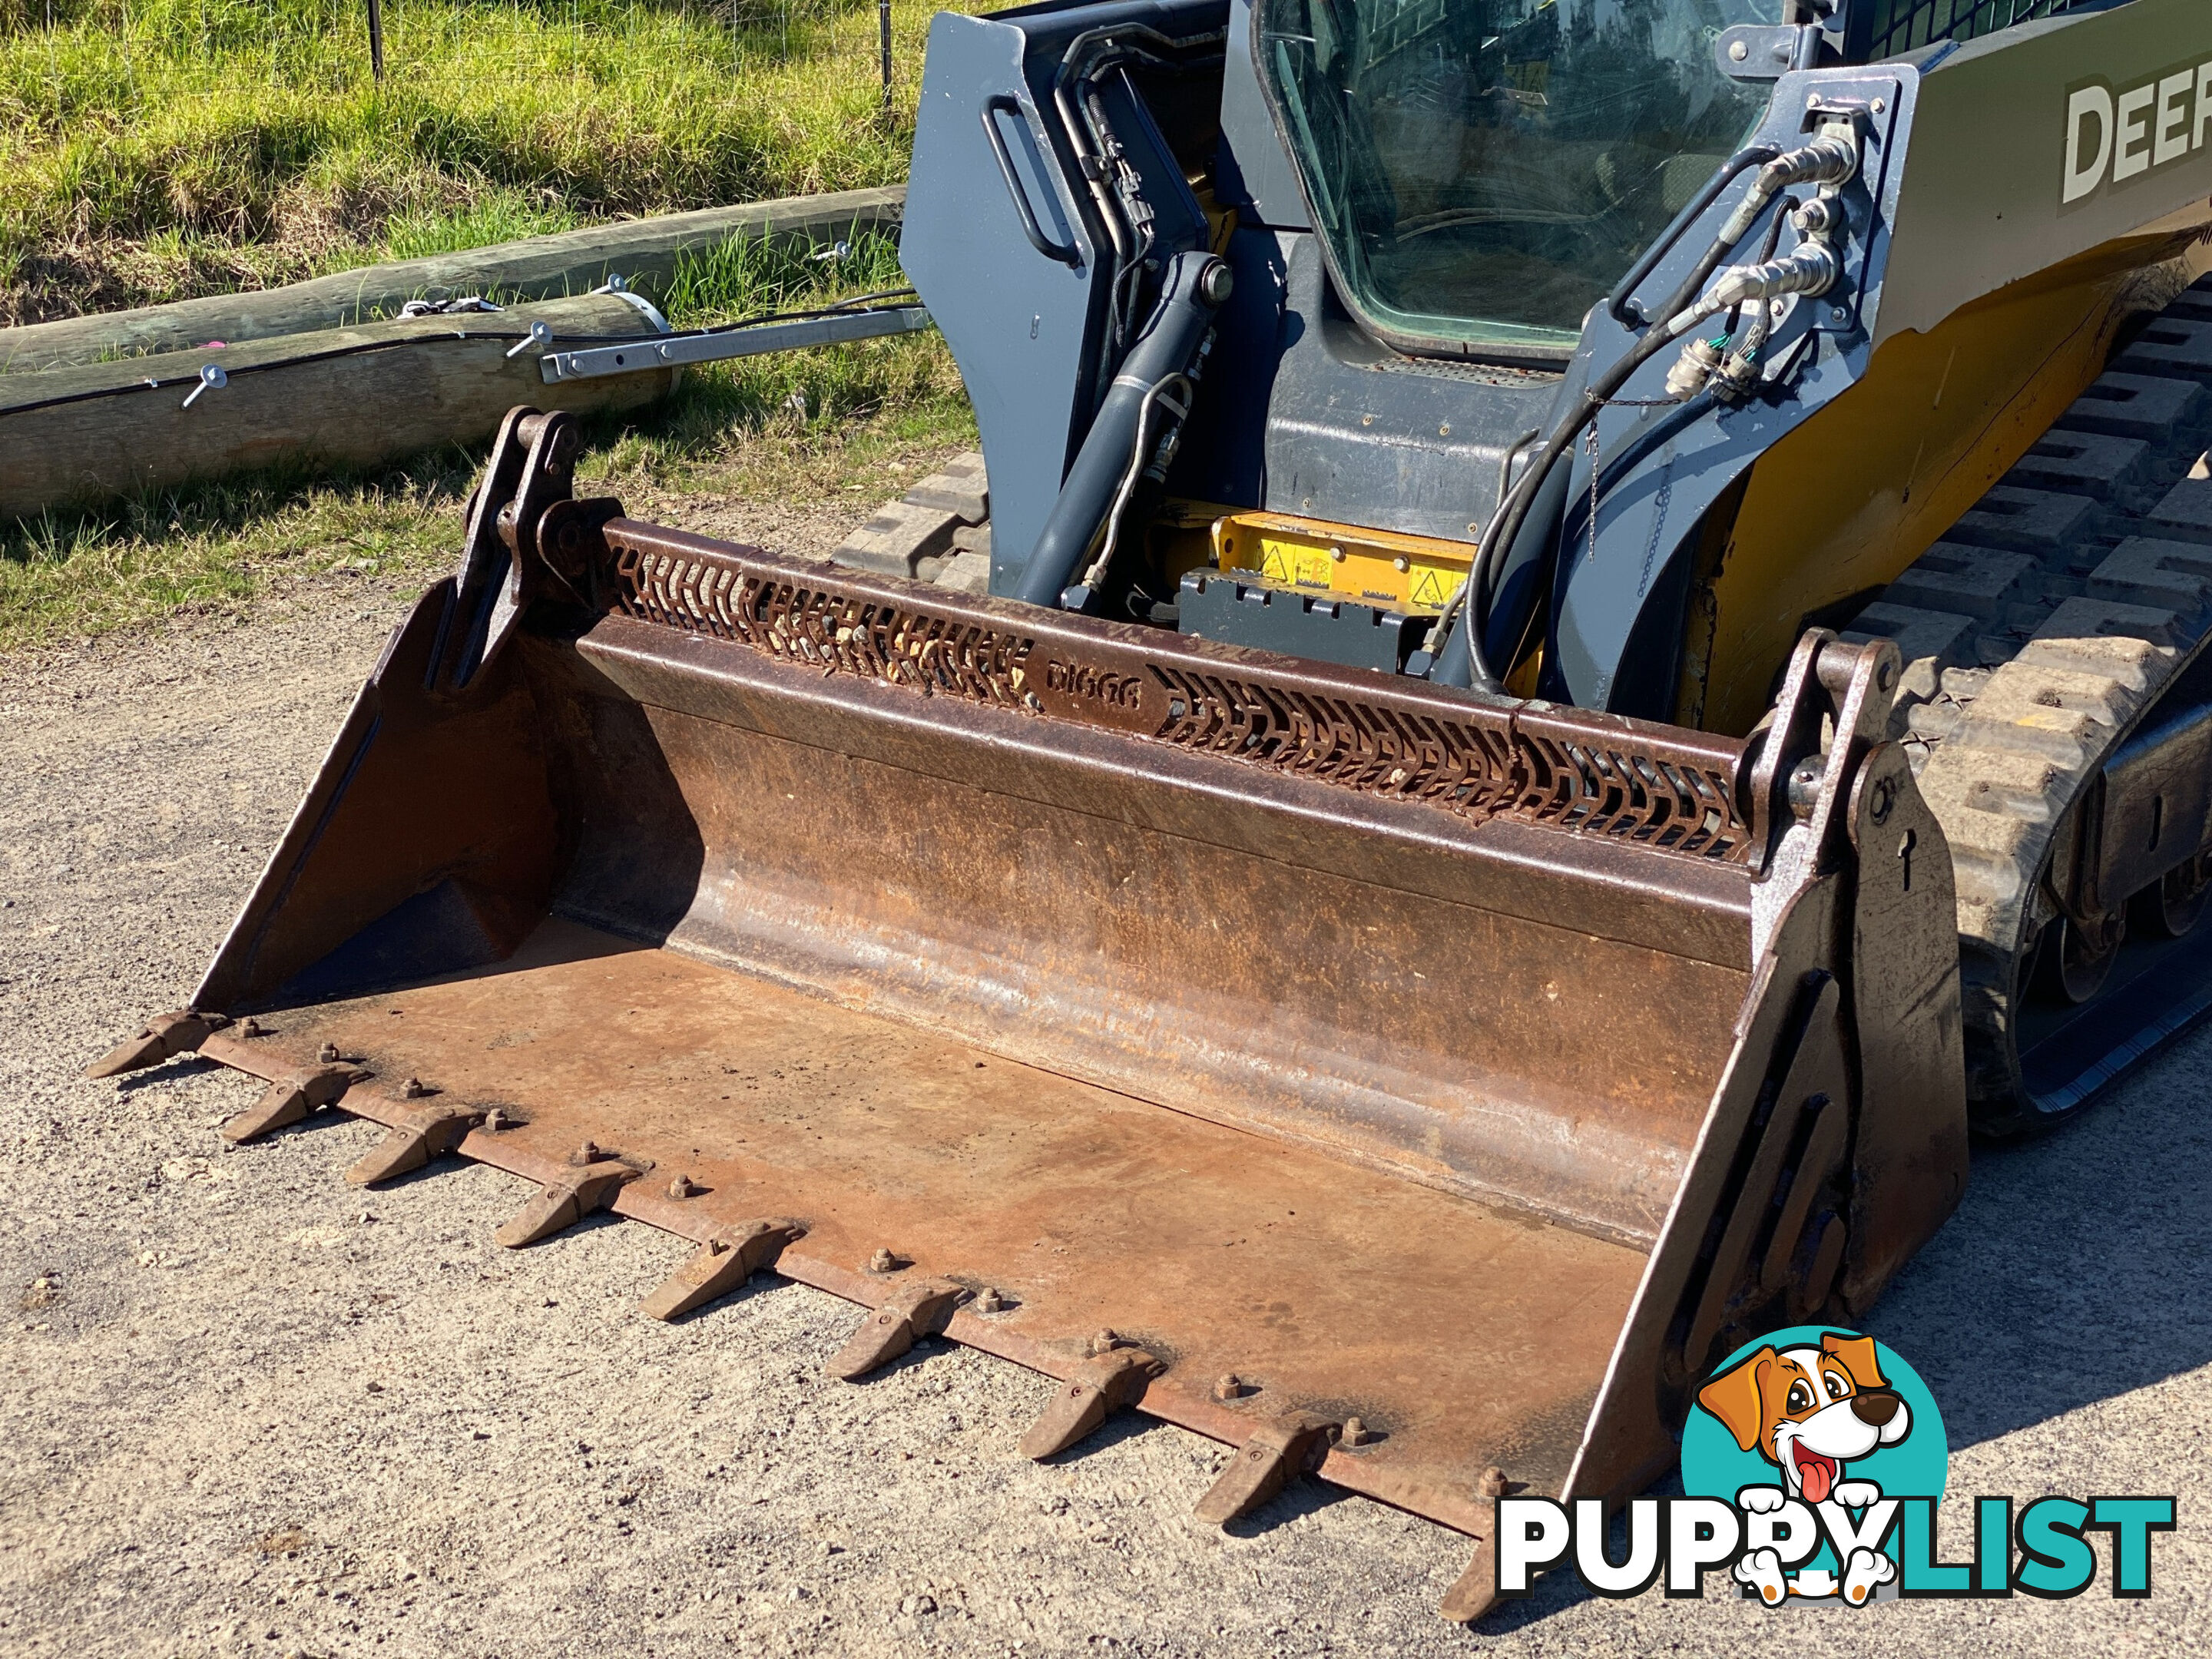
[1842,330,2212,1126]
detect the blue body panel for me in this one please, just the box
[902,0,1225,594]
[903,10,1104,589]
[907,2,1936,704]
[1546,66,1917,716]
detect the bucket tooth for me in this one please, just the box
[221,1063,369,1144]
[638,1219,806,1321]
[1437,1468,1510,1624]
[85,1009,229,1079]
[1018,1346,1162,1460]
[494,1159,641,1248]
[828,1278,969,1380]
[346,1102,485,1187]
[1192,1412,1342,1527]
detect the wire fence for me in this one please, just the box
[0,0,930,108]
[0,0,951,326]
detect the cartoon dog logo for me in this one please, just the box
[1696,1332,1912,1605]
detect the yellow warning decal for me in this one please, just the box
[1210,511,1477,614]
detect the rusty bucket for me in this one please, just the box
[92,411,1969,1617]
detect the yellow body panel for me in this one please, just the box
[1214,511,1475,614]
[1684,230,2212,737]
[1146,498,1241,587]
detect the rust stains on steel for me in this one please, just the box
[80,409,1975,1627]
[1194,1412,1346,1526]
[127,955,1612,1542]
[595,522,1754,863]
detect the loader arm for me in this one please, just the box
[94,410,1965,1616]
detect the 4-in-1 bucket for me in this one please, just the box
[92,410,1966,1615]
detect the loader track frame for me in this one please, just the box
[1849,277,2212,1130]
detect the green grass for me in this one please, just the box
[0,0,974,322]
[0,0,989,651]
[380,190,583,262]
[0,228,977,652]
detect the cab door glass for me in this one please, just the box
[1259,0,1771,354]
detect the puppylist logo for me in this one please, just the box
[1493,1327,2176,1607]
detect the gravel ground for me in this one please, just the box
[2,541,2207,1657]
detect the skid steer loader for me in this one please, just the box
[91,0,2212,1621]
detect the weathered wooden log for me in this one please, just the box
[0,293,674,518]
[0,185,903,374]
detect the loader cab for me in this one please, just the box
[1243,0,1773,360]
[905,0,1812,680]
[901,0,2141,704]
[1186,0,1779,685]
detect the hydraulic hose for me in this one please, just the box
[1441,130,1860,693]
[1605,144,1781,327]
[1081,371,1194,594]
[1640,134,1856,344]
[1599,26,1833,326]
[1431,321,1691,692]
[1052,25,1227,360]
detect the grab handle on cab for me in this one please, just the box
[982,94,1082,267]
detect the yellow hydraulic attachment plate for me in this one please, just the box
[1212,511,1475,614]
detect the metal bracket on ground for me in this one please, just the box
[495,1156,645,1247]
[1437,1468,1512,1624]
[346,1099,485,1187]
[1018,1346,1163,1459]
[222,1063,372,1144]
[84,1008,230,1079]
[1192,1412,1343,1525]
